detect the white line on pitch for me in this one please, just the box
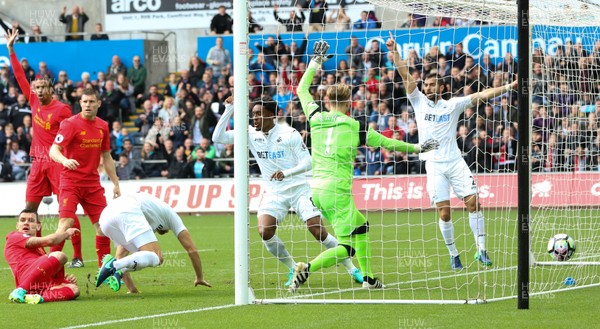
[58,304,238,329]
[0,249,214,271]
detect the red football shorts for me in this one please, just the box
[26,160,61,204]
[59,185,107,224]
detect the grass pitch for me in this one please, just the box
[0,211,598,328]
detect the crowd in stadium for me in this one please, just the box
[0,7,599,182]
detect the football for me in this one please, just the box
[547,234,576,261]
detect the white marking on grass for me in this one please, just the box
[58,304,238,329]
[0,249,213,271]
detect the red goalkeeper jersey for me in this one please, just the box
[10,52,71,160]
[4,231,46,287]
[54,114,110,187]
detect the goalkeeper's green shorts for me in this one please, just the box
[312,187,366,237]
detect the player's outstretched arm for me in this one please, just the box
[298,40,333,118]
[365,127,439,153]
[212,96,235,145]
[5,29,31,100]
[102,151,121,198]
[386,32,417,95]
[471,79,518,106]
[25,228,79,249]
[177,230,212,288]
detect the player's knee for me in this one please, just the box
[156,252,164,265]
[258,226,275,240]
[439,212,451,221]
[49,251,68,265]
[340,244,355,257]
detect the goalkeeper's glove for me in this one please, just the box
[417,138,440,153]
[311,40,334,65]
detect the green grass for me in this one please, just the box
[0,211,598,329]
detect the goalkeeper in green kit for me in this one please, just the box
[289,41,440,292]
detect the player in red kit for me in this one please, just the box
[50,88,121,267]
[5,29,84,268]
[5,209,80,304]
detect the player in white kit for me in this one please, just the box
[95,193,212,292]
[386,33,517,270]
[213,96,363,286]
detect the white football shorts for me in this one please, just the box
[425,158,478,206]
[258,183,321,223]
[99,199,158,253]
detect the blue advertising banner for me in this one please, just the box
[0,40,145,82]
[198,25,599,72]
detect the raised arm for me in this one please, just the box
[470,79,518,106]
[177,229,211,287]
[366,127,439,153]
[298,40,333,118]
[385,32,417,95]
[212,96,235,145]
[5,29,31,100]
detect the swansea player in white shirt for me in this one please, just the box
[213,96,363,286]
[95,193,212,292]
[387,33,517,270]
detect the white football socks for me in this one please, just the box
[113,250,160,273]
[439,219,459,257]
[469,211,486,252]
[263,235,296,270]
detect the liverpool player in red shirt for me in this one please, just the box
[5,209,80,304]
[50,88,121,267]
[5,29,84,268]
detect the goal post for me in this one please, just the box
[235,0,600,306]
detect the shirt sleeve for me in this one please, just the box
[168,215,188,237]
[448,95,473,114]
[366,126,417,153]
[281,130,312,178]
[298,62,320,119]
[7,232,29,249]
[406,88,425,114]
[212,103,235,145]
[54,120,74,148]
[102,122,111,151]
[9,52,31,101]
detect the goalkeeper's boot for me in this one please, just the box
[8,288,26,303]
[451,255,464,271]
[351,268,364,284]
[362,277,386,289]
[288,262,310,293]
[24,294,44,304]
[475,250,493,266]
[106,270,123,292]
[284,267,295,287]
[96,254,117,287]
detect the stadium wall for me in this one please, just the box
[1,173,599,216]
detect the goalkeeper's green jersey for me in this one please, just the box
[298,63,418,192]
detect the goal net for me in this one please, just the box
[238,0,600,304]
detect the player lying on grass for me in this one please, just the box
[387,32,517,270]
[5,28,84,268]
[95,193,211,292]
[289,40,439,292]
[213,95,363,287]
[5,209,80,304]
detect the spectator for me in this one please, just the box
[165,146,189,178]
[169,115,188,148]
[136,85,165,109]
[217,144,234,177]
[365,146,384,175]
[327,7,351,32]
[0,19,26,43]
[9,94,31,128]
[189,56,207,87]
[366,39,386,71]
[145,117,171,149]
[8,141,27,180]
[190,103,217,146]
[17,58,35,84]
[159,96,177,123]
[90,23,109,40]
[305,0,328,32]
[0,123,17,160]
[94,71,107,91]
[100,80,124,125]
[164,73,179,98]
[274,4,305,32]
[115,73,134,116]
[289,35,308,65]
[273,84,293,113]
[76,71,91,89]
[249,52,275,85]
[109,121,123,158]
[35,61,53,81]
[106,55,127,81]
[59,5,88,41]
[345,36,365,71]
[134,100,157,137]
[0,102,8,127]
[16,115,32,152]
[27,24,47,43]
[140,142,166,178]
[210,6,233,35]
[248,11,263,33]
[381,116,404,140]
[353,11,377,30]
[206,37,231,79]
[183,147,215,178]
[120,137,142,166]
[116,153,141,180]
[445,42,467,70]
[127,55,147,97]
